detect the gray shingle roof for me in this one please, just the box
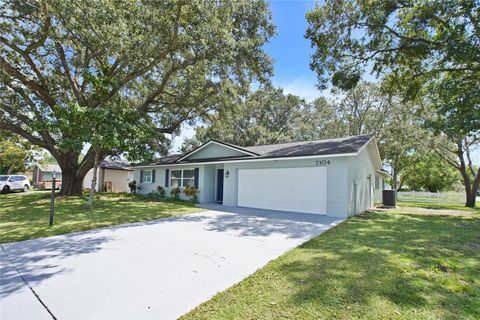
[142,135,373,166]
[99,161,133,171]
[243,135,373,158]
[37,164,61,172]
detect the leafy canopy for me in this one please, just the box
[0,0,274,163]
[305,0,480,134]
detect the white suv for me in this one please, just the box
[0,175,31,194]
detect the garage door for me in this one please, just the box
[237,167,327,214]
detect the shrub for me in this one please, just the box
[146,186,167,200]
[170,187,181,200]
[184,185,199,203]
[156,186,166,197]
[128,180,137,194]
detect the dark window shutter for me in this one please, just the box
[194,168,199,188]
[140,170,144,182]
[152,169,156,183]
[165,169,169,187]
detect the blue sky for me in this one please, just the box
[172,0,321,151]
[265,0,321,101]
[170,1,479,164]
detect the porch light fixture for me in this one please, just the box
[225,170,229,178]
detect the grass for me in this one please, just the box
[397,201,480,212]
[181,203,480,320]
[0,191,201,243]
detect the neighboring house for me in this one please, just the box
[33,161,133,192]
[83,161,133,193]
[133,135,389,218]
[32,164,62,190]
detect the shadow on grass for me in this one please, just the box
[0,192,200,243]
[278,211,480,318]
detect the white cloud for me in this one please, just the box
[275,76,331,102]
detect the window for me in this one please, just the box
[171,170,181,187]
[375,175,380,190]
[170,169,195,188]
[142,170,152,183]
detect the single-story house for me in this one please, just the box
[83,161,133,192]
[133,135,389,218]
[32,164,63,190]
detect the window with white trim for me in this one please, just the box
[142,170,153,183]
[375,175,380,189]
[170,169,195,188]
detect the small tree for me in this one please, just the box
[402,152,460,192]
[128,181,137,194]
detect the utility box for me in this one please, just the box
[382,189,397,207]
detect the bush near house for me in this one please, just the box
[184,185,199,203]
[170,187,181,200]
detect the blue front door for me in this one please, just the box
[216,169,224,202]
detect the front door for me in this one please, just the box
[216,169,224,202]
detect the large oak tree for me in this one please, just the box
[0,0,274,195]
[306,0,480,207]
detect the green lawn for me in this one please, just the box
[0,192,201,243]
[397,201,479,212]
[181,204,480,320]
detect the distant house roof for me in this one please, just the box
[36,164,61,173]
[100,161,133,171]
[37,161,132,172]
[140,134,375,166]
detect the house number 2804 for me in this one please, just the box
[315,160,331,166]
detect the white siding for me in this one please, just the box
[103,169,132,192]
[134,166,203,201]
[347,143,377,215]
[237,167,327,214]
[83,168,101,191]
[188,143,247,160]
[134,168,166,194]
[223,157,349,218]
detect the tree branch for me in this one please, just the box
[54,41,84,105]
[25,2,51,53]
[0,56,55,106]
[0,120,58,157]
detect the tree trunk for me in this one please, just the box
[58,172,84,196]
[465,169,479,208]
[56,151,96,196]
[465,190,476,208]
[392,170,398,191]
[87,151,100,209]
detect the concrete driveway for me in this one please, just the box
[1,205,343,320]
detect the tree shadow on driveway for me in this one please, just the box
[1,235,112,298]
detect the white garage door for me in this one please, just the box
[238,167,327,214]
